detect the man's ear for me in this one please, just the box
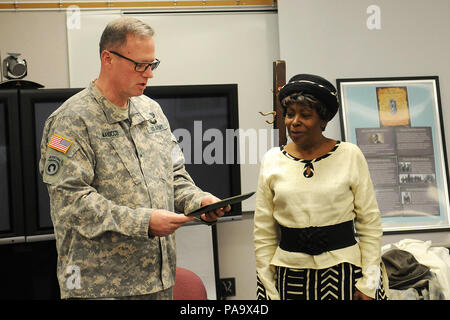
[100,50,113,67]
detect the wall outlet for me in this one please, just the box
[220,277,236,298]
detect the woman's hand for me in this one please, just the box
[353,289,373,300]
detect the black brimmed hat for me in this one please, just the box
[278,74,340,121]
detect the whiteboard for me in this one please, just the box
[67,10,122,87]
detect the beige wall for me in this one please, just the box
[0,11,69,88]
[277,0,450,247]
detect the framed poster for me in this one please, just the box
[337,76,450,234]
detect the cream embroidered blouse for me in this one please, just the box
[254,141,384,299]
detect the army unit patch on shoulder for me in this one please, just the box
[48,134,72,154]
[45,155,62,176]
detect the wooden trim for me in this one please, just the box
[0,0,276,10]
[273,60,286,146]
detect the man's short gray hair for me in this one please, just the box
[99,17,154,55]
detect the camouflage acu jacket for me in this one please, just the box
[39,82,210,299]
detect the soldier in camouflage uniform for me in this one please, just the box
[39,17,228,299]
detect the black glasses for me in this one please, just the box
[109,50,160,72]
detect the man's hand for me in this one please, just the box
[199,195,231,223]
[149,209,195,237]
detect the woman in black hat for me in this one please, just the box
[254,74,388,300]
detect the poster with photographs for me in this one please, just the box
[337,76,450,233]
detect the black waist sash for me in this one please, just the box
[279,220,357,255]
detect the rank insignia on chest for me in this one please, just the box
[48,134,72,154]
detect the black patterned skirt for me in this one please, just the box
[257,263,387,300]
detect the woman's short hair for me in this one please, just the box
[99,17,154,55]
[281,92,329,121]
